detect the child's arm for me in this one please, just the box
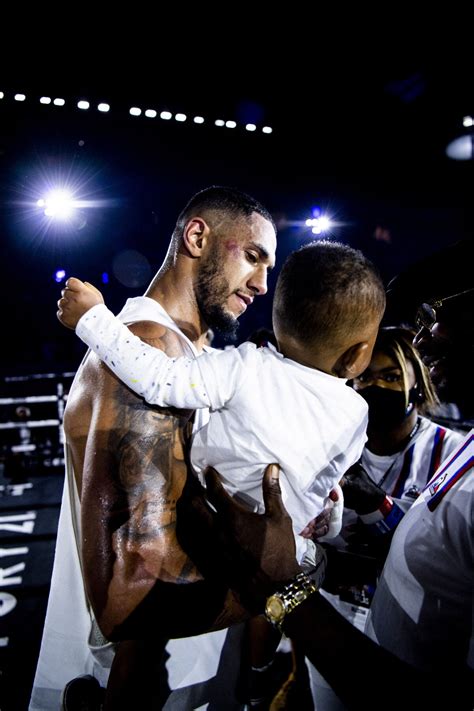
[57,277,105,329]
[299,484,344,540]
[72,289,242,410]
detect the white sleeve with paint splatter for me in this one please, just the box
[75,303,244,410]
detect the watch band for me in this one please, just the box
[265,572,318,631]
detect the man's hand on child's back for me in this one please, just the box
[57,277,105,330]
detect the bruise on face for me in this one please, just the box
[223,240,242,259]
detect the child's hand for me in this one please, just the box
[300,485,342,540]
[57,277,105,330]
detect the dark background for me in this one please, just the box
[1,49,472,374]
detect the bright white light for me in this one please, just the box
[225,120,237,128]
[446,135,473,160]
[53,98,65,106]
[98,103,110,112]
[77,100,90,110]
[145,109,157,118]
[28,170,111,235]
[262,126,273,134]
[0,92,4,99]
[306,216,332,234]
[40,189,76,219]
[40,96,51,104]
[245,123,257,132]
[215,119,225,127]
[129,107,142,116]
[160,111,172,120]
[193,116,205,124]
[55,269,66,282]
[175,113,187,122]
[462,116,473,128]
[14,93,26,102]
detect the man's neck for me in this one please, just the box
[144,268,208,352]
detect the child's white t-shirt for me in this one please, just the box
[77,302,368,559]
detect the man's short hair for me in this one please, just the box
[173,185,276,237]
[273,240,386,348]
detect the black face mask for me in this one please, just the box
[359,386,416,429]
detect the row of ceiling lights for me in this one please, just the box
[0,91,273,134]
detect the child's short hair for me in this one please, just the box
[273,240,386,348]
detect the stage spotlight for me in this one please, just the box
[305,211,332,235]
[446,134,473,160]
[31,172,113,235]
[37,189,76,220]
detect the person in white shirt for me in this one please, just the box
[301,325,465,710]
[319,326,464,627]
[192,261,474,709]
[365,283,474,680]
[57,240,387,564]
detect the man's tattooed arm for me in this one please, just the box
[75,322,247,639]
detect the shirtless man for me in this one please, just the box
[30,185,276,710]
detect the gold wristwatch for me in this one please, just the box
[265,572,318,631]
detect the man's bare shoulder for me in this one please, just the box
[124,320,192,359]
[71,320,189,392]
[64,318,193,493]
[66,320,192,417]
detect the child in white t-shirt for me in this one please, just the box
[58,241,385,561]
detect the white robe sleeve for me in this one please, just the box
[76,303,243,410]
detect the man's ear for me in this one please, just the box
[334,341,371,378]
[182,218,209,257]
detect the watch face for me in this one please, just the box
[265,595,285,623]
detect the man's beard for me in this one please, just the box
[195,253,239,341]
